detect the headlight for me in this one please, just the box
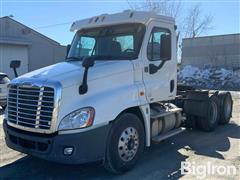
[58,107,95,130]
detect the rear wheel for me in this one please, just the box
[104,113,144,174]
[210,94,220,122]
[218,92,233,125]
[197,98,219,132]
[185,115,197,129]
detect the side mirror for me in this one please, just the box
[82,56,95,68]
[66,44,71,58]
[10,60,21,77]
[160,34,171,60]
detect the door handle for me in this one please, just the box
[170,80,175,92]
[144,66,149,73]
[149,61,166,74]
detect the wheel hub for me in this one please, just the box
[118,127,139,162]
[127,138,135,150]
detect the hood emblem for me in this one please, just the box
[21,83,34,88]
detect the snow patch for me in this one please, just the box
[178,65,240,90]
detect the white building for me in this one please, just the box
[0,16,66,78]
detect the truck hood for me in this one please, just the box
[14,61,133,88]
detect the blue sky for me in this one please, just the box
[1,0,239,45]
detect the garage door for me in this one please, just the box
[0,44,28,79]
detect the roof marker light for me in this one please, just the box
[129,12,134,18]
[95,17,99,23]
[101,16,105,22]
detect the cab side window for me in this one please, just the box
[147,28,171,61]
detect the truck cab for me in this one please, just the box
[3,10,232,173]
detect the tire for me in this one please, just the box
[197,97,219,132]
[218,92,233,125]
[185,115,197,129]
[210,94,220,123]
[104,113,145,174]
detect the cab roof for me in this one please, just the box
[70,10,175,32]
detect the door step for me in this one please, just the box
[152,127,186,142]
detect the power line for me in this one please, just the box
[34,21,72,29]
[14,7,162,30]
[29,5,149,30]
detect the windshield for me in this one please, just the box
[67,23,145,61]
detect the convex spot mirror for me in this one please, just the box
[10,60,21,78]
[10,60,21,69]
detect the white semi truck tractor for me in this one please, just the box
[3,11,233,173]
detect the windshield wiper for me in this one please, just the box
[91,55,116,60]
[67,55,128,62]
[89,55,128,60]
[66,56,82,61]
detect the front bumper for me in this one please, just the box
[3,120,111,164]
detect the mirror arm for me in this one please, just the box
[13,68,18,78]
[79,67,89,94]
[78,56,95,95]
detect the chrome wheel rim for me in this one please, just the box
[118,127,139,162]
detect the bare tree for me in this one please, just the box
[127,0,214,63]
[127,0,182,47]
[183,4,213,38]
[127,1,213,38]
[127,0,182,19]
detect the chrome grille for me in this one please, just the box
[7,84,55,130]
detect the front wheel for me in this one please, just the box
[104,113,145,174]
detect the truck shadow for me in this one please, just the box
[0,122,239,180]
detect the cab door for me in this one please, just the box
[142,21,177,103]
